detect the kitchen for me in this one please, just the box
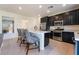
[40,8,79,54]
[0,4,79,55]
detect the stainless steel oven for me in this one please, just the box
[53,30,63,41]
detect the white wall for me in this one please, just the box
[0,10,40,40]
[26,17,40,31]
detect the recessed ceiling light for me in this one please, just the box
[47,10,50,13]
[39,5,42,8]
[38,14,41,18]
[18,6,22,10]
[62,4,66,7]
[38,14,40,17]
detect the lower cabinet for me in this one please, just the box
[50,31,53,39]
[62,32,75,44]
[75,41,79,55]
[44,32,50,47]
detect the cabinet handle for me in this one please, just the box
[72,37,75,42]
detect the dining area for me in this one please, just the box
[17,29,40,55]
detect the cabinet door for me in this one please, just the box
[41,18,44,23]
[46,17,50,30]
[44,33,50,47]
[63,9,79,25]
[70,11,77,25]
[49,16,54,26]
[63,12,71,25]
[62,32,74,44]
[63,18,67,25]
[63,17,70,25]
[76,41,79,55]
[41,17,47,23]
[76,9,79,24]
[41,17,50,30]
[50,31,53,39]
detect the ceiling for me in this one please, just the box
[0,4,79,17]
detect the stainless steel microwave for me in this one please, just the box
[54,20,63,26]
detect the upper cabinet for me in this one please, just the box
[63,9,79,25]
[76,9,79,24]
[41,9,79,26]
[63,12,72,25]
[41,17,47,23]
[69,10,78,25]
[52,9,79,26]
[40,16,50,30]
[49,16,54,26]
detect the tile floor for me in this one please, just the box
[0,38,74,55]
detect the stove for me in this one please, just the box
[53,29,64,41]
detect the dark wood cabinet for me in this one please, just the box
[49,16,54,26]
[41,16,50,30]
[63,12,71,25]
[46,17,50,30]
[76,9,79,24]
[75,41,79,55]
[41,17,47,23]
[69,10,77,25]
[41,9,79,31]
[50,31,53,39]
[63,9,79,25]
[44,32,51,47]
[62,32,74,44]
[48,9,79,26]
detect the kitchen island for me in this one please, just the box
[30,31,51,50]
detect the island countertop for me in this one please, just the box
[29,30,51,50]
[30,31,51,33]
